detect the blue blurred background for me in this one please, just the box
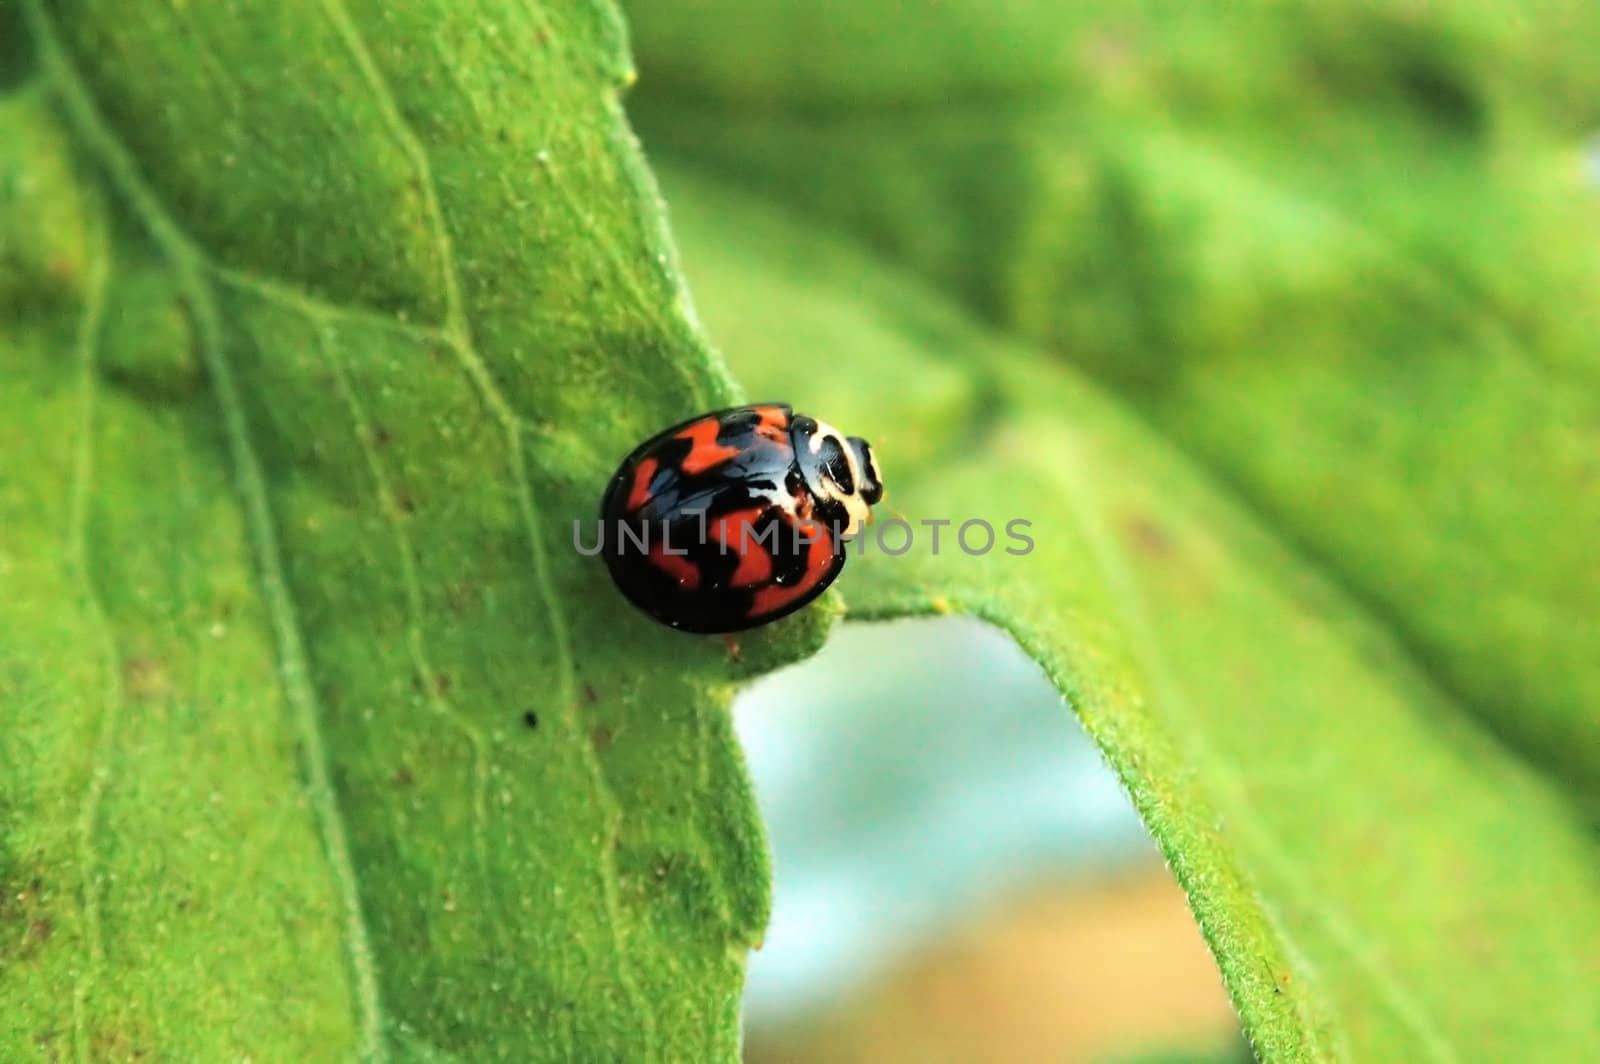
[734,619,1240,1062]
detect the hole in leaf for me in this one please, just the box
[734,617,1243,1062]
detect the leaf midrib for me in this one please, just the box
[27,3,389,1055]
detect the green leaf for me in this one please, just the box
[3,2,830,1059]
[654,164,1600,1061]
[626,0,1600,806]
[8,2,1600,1062]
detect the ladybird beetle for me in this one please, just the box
[599,403,884,633]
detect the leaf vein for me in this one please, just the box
[210,264,450,347]
[315,0,466,336]
[313,1,657,1049]
[66,207,113,1064]
[319,319,502,939]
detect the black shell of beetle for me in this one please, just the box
[598,403,882,633]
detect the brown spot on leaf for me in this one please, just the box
[47,256,79,285]
[590,725,614,750]
[444,582,478,614]
[1124,515,1175,557]
[123,657,169,700]
[91,1024,150,1060]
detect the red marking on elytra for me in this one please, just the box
[647,541,701,589]
[731,540,773,587]
[711,507,774,588]
[676,418,741,474]
[752,405,789,444]
[749,523,833,617]
[711,508,762,548]
[627,457,659,511]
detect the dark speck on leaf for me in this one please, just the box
[523,710,539,730]
[590,725,613,749]
[373,426,392,448]
[581,683,598,705]
[1125,515,1175,557]
[394,767,415,787]
[444,582,476,613]
[122,657,169,699]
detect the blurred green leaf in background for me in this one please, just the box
[3,0,1598,1061]
[626,0,1600,805]
[625,0,1600,1058]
